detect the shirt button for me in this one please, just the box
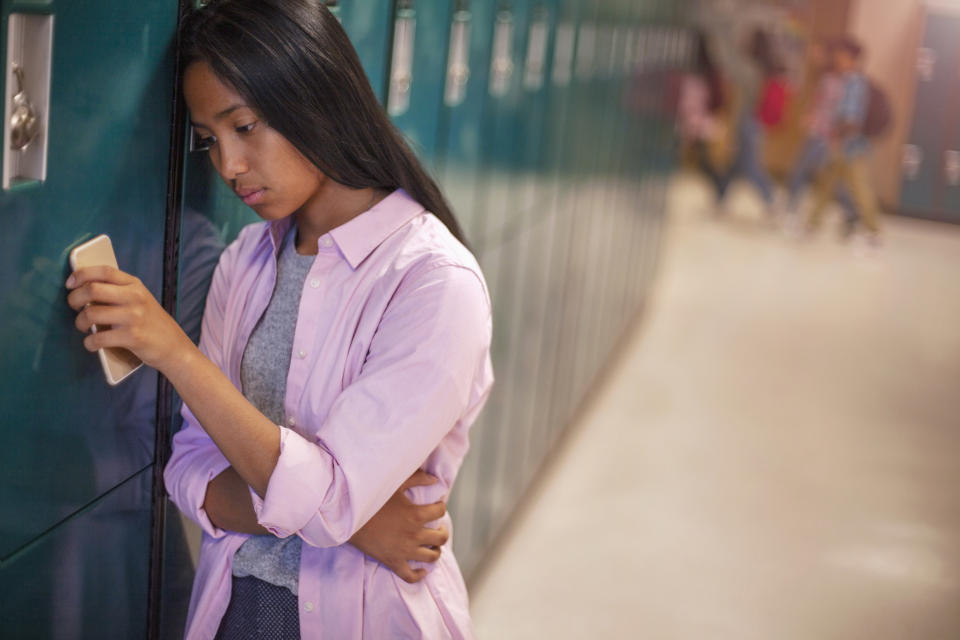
[310,278,320,289]
[304,601,314,612]
[320,236,333,248]
[297,349,307,359]
[287,415,296,427]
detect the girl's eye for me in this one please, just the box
[191,129,216,152]
[236,122,256,134]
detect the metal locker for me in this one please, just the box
[0,0,178,632]
[899,11,960,221]
[386,0,454,166]
[468,0,535,544]
[338,1,394,104]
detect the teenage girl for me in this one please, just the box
[66,1,493,638]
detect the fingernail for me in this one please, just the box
[66,275,75,288]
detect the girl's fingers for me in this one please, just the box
[66,265,138,290]
[75,304,130,333]
[67,281,129,310]
[398,567,427,585]
[412,546,442,563]
[400,469,439,491]
[83,327,133,352]
[417,526,449,548]
[416,501,446,523]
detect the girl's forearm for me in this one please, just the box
[205,466,271,535]
[164,343,281,497]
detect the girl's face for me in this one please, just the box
[183,61,325,221]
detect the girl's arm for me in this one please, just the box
[67,260,491,548]
[204,465,449,583]
[67,265,280,496]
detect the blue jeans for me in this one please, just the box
[723,115,775,205]
[788,137,857,223]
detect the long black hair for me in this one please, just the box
[180,0,465,243]
[693,30,724,114]
[747,29,785,78]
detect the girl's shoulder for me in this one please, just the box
[380,211,490,308]
[215,220,275,272]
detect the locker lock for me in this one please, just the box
[9,65,39,151]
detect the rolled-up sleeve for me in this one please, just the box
[164,245,235,539]
[253,263,491,547]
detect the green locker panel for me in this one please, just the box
[899,12,960,220]
[0,468,152,638]
[338,1,393,104]
[494,0,558,495]
[386,0,453,165]
[437,0,497,245]
[0,0,176,559]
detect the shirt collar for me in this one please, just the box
[259,189,424,267]
[263,215,295,257]
[329,189,425,269]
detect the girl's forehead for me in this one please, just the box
[184,61,248,121]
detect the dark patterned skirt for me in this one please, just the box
[214,575,301,640]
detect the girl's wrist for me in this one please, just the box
[156,333,202,384]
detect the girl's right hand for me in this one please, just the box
[349,470,449,583]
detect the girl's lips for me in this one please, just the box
[241,188,265,205]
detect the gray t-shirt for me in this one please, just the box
[232,225,312,595]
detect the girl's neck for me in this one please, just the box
[293,184,387,255]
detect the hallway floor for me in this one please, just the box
[468,175,960,639]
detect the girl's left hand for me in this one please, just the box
[66,266,192,373]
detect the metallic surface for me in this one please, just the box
[0,0,177,633]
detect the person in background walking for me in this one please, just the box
[722,28,789,218]
[785,38,859,237]
[806,37,882,244]
[677,31,733,205]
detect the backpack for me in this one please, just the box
[862,80,891,138]
[756,77,789,128]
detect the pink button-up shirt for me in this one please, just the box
[164,189,493,639]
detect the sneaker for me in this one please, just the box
[838,218,857,242]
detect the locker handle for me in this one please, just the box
[944,150,960,186]
[9,65,39,151]
[489,10,514,97]
[902,144,922,181]
[387,7,416,117]
[522,9,549,91]
[444,9,471,107]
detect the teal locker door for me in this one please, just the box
[496,0,557,491]
[567,0,602,409]
[1,469,153,637]
[0,0,176,601]
[902,11,960,221]
[438,0,497,574]
[584,15,624,377]
[471,0,534,541]
[338,1,393,104]
[437,0,497,246]
[941,122,960,222]
[528,0,579,462]
[548,0,590,436]
[386,0,453,166]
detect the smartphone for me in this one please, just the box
[68,234,144,386]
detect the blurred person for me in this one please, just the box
[677,31,734,203]
[720,28,789,218]
[806,37,882,243]
[785,38,858,238]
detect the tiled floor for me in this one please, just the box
[469,175,960,639]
